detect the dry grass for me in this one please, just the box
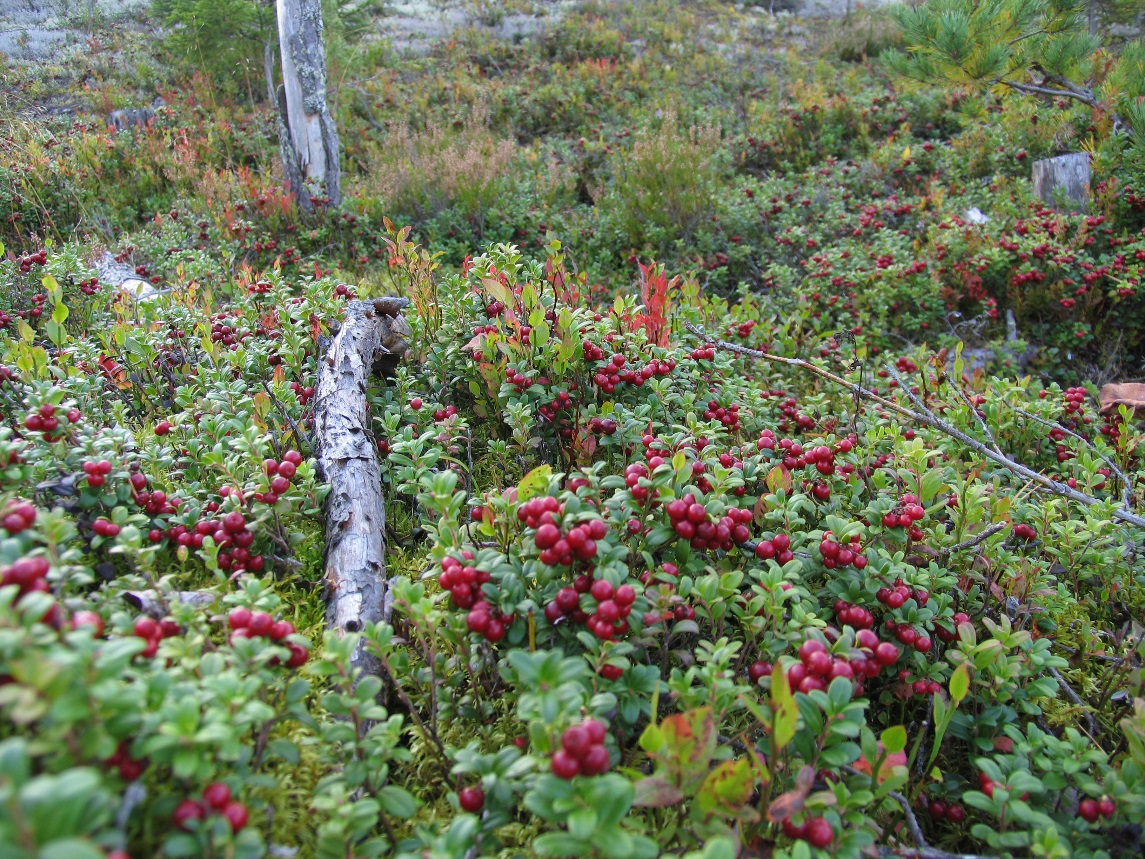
[362,102,518,236]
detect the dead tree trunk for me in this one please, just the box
[314,298,410,679]
[276,0,341,215]
[1032,153,1091,212]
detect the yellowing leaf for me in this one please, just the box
[771,663,797,751]
[950,662,970,704]
[765,465,792,494]
[516,465,552,501]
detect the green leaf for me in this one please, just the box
[950,663,970,704]
[39,839,105,859]
[881,725,908,755]
[771,663,797,751]
[638,722,665,755]
[378,785,418,817]
[267,738,299,764]
[567,807,598,840]
[535,833,589,857]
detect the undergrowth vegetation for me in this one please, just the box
[1,1,1144,858]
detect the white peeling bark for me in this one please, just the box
[313,298,410,679]
[276,0,341,212]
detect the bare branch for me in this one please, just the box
[1047,666,1100,740]
[941,522,1009,558]
[684,323,1145,529]
[1003,400,1136,510]
[879,849,1004,859]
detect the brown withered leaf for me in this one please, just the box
[766,765,815,823]
[632,775,684,807]
[1098,383,1145,416]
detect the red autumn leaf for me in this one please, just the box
[853,743,908,784]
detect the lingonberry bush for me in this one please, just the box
[2,2,1145,858]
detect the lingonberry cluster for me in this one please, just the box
[753,532,794,563]
[15,248,48,273]
[254,450,303,505]
[589,352,674,394]
[819,532,868,569]
[786,633,898,694]
[438,551,489,610]
[924,796,966,824]
[1013,522,1038,541]
[1060,386,1087,415]
[131,475,179,517]
[885,615,933,653]
[781,814,834,848]
[288,380,315,405]
[622,461,660,505]
[665,495,752,552]
[227,608,310,667]
[132,615,180,658]
[765,393,816,433]
[78,277,102,296]
[81,458,114,488]
[898,668,943,697]
[1078,796,1117,823]
[688,343,716,360]
[22,402,81,438]
[831,599,875,629]
[876,579,928,611]
[881,493,927,540]
[756,430,833,472]
[104,740,148,781]
[727,319,757,340]
[935,611,971,643]
[504,365,537,393]
[701,399,740,431]
[173,783,249,833]
[587,415,619,436]
[332,283,356,300]
[0,555,58,625]
[92,517,122,538]
[550,576,637,640]
[551,719,611,779]
[520,496,606,566]
[2,501,36,535]
[432,404,459,422]
[464,598,512,643]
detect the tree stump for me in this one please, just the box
[276,0,341,214]
[1032,153,1091,212]
[313,297,410,679]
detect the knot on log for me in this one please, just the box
[372,297,410,317]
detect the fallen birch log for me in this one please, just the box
[313,297,410,679]
[123,590,217,619]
